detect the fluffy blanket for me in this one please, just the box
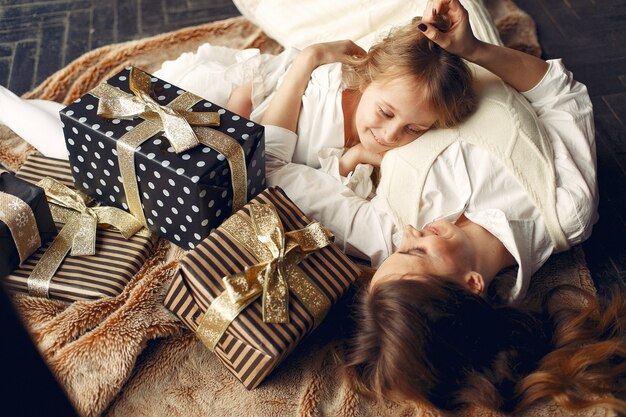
[0,4,614,417]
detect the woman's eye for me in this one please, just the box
[406,126,422,135]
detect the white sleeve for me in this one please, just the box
[265,153,396,266]
[264,124,298,162]
[522,59,598,244]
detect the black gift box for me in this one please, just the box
[0,171,56,278]
[60,67,266,250]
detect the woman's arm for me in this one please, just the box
[422,0,598,246]
[261,40,365,133]
[418,0,548,92]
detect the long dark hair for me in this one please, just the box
[343,278,626,414]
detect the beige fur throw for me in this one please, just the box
[0,5,614,417]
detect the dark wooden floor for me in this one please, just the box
[1,0,625,297]
[0,0,241,93]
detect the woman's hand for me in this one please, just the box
[339,144,383,177]
[418,0,549,92]
[302,40,367,67]
[418,0,481,61]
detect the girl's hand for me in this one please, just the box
[418,0,481,61]
[339,144,383,177]
[261,40,364,134]
[302,40,367,67]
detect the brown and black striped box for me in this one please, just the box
[164,187,361,389]
[3,153,155,302]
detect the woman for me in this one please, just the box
[337,0,626,413]
[264,0,597,304]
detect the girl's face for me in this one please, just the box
[369,221,477,290]
[354,75,439,154]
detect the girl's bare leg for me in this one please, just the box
[0,85,67,159]
[225,82,253,119]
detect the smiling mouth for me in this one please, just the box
[372,131,386,146]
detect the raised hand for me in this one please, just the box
[418,0,480,60]
[303,40,367,67]
[261,39,365,133]
[418,0,549,92]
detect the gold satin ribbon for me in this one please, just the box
[0,171,41,263]
[196,203,334,351]
[89,67,247,227]
[27,177,147,298]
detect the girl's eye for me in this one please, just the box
[378,107,392,118]
[406,126,422,135]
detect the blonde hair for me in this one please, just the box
[343,19,477,128]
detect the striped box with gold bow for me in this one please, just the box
[3,154,155,302]
[60,66,265,250]
[164,187,361,389]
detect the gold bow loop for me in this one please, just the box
[38,177,144,256]
[222,203,333,324]
[26,177,147,298]
[96,67,220,154]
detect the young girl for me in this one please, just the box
[338,0,626,413]
[155,19,476,184]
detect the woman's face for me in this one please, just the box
[354,75,439,154]
[369,221,478,290]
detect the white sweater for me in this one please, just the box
[377,64,569,252]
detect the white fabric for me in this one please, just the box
[234,0,500,51]
[156,45,346,169]
[155,41,373,196]
[0,0,597,303]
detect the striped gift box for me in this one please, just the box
[164,187,361,389]
[3,153,155,302]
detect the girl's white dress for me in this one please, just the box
[154,45,374,198]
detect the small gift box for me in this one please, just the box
[3,154,155,302]
[60,66,265,250]
[0,167,56,279]
[164,187,361,389]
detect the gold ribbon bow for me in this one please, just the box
[96,67,219,153]
[0,170,41,263]
[197,203,334,351]
[90,67,248,227]
[27,177,147,298]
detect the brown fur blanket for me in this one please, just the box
[0,5,615,417]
